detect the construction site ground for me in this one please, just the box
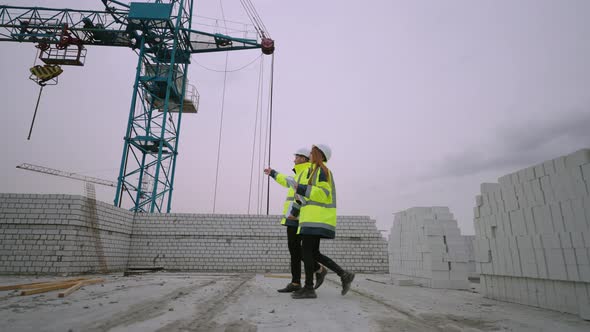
[1,272,589,332]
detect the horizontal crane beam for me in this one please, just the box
[0,5,131,47]
[16,163,137,191]
[181,28,260,53]
[0,5,264,54]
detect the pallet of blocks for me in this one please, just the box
[473,148,590,320]
[389,206,470,289]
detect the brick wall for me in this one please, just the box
[129,214,388,273]
[0,193,388,274]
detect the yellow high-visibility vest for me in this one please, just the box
[297,164,337,239]
[273,162,311,227]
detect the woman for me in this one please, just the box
[290,144,355,299]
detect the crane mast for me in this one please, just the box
[0,1,274,213]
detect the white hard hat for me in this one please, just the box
[294,147,311,158]
[313,144,331,162]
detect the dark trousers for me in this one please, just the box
[301,234,345,288]
[287,226,322,284]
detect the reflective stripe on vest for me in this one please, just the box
[300,221,336,232]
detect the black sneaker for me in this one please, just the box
[340,272,355,295]
[314,266,327,289]
[277,283,301,293]
[291,287,317,299]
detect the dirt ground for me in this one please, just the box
[0,273,589,332]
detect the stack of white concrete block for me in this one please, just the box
[473,148,590,320]
[389,207,470,289]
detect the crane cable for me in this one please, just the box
[257,73,266,214]
[213,0,274,214]
[265,53,275,215]
[212,0,231,213]
[239,0,270,39]
[247,56,264,214]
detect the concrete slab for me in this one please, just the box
[1,273,590,331]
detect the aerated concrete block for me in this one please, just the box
[534,247,549,279]
[532,205,553,234]
[546,248,568,280]
[534,164,546,179]
[582,163,590,181]
[544,160,556,175]
[510,210,527,236]
[565,149,590,169]
[524,167,536,182]
[555,157,567,173]
[502,185,519,212]
[498,174,512,186]
[550,203,566,233]
[572,198,589,231]
[563,248,580,281]
[571,232,585,248]
[476,195,483,207]
[540,176,556,204]
[509,237,523,277]
[561,201,578,233]
[511,172,520,186]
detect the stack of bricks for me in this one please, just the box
[389,207,470,289]
[473,148,590,319]
[0,194,132,274]
[0,193,388,274]
[128,214,389,273]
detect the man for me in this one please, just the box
[264,148,326,292]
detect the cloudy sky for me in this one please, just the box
[1,0,589,236]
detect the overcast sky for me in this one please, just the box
[1,0,589,236]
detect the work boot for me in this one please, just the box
[314,266,327,289]
[291,286,317,299]
[340,271,355,295]
[277,283,301,293]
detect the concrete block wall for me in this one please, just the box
[128,214,389,273]
[473,148,590,319]
[0,193,389,274]
[388,207,470,289]
[0,194,133,274]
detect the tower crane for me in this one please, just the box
[0,0,274,213]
